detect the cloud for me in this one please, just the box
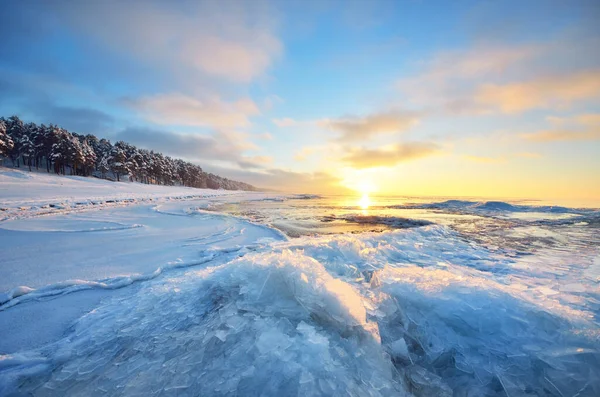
[55,1,281,84]
[271,118,316,128]
[114,127,254,163]
[475,70,600,113]
[256,132,273,140]
[522,129,600,142]
[320,111,419,142]
[515,152,542,159]
[203,166,352,194]
[35,104,115,134]
[294,145,329,161]
[463,153,542,163]
[237,156,273,169]
[341,142,439,169]
[397,44,541,111]
[521,113,600,142]
[576,113,600,126]
[0,73,115,133]
[397,29,600,115]
[272,118,298,127]
[125,94,260,129]
[463,155,506,163]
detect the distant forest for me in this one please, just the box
[0,116,257,191]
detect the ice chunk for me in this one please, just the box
[407,365,453,397]
[389,338,409,361]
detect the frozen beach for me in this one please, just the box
[1,168,599,396]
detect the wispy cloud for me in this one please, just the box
[463,155,506,163]
[204,166,352,195]
[515,152,542,159]
[475,70,600,113]
[522,129,600,142]
[522,113,600,142]
[256,132,273,140]
[397,31,600,115]
[125,94,260,129]
[320,111,419,142]
[114,127,256,165]
[58,1,281,84]
[341,142,439,169]
[294,146,326,161]
[237,156,273,169]
[272,118,299,127]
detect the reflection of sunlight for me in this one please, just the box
[359,194,371,209]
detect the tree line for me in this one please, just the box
[0,115,257,191]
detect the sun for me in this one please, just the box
[358,193,371,209]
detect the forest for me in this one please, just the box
[0,115,257,191]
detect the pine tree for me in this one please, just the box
[98,154,110,178]
[51,129,71,174]
[20,134,36,171]
[6,115,25,166]
[0,119,14,161]
[109,144,129,182]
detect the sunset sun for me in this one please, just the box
[358,193,371,209]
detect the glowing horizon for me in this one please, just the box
[1,1,598,204]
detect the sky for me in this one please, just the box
[1,0,599,203]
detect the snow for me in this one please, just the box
[0,167,251,217]
[1,167,599,396]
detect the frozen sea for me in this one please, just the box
[1,168,599,396]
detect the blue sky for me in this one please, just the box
[1,0,599,202]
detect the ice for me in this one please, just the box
[0,248,408,396]
[2,225,598,395]
[406,365,453,397]
[389,338,409,361]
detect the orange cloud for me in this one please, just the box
[341,142,439,169]
[475,70,600,113]
[522,129,600,142]
[320,111,419,142]
[397,31,600,115]
[576,114,600,126]
[522,113,600,142]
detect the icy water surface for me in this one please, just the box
[1,195,600,396]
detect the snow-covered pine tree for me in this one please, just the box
[50,128,71,174]
[94,139,113,175]
[65,133,84,175]
[0,119,14,162]
[109,143,129,181]
[5,116,26,167]
[20,133,36,171]
[81,139,97,176]
[98,154,110,178]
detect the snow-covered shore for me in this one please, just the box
[0,167,286,358]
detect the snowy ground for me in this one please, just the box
[1,167,599,396]
[0,168,284,351]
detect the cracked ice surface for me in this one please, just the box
[2,225,599,396]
